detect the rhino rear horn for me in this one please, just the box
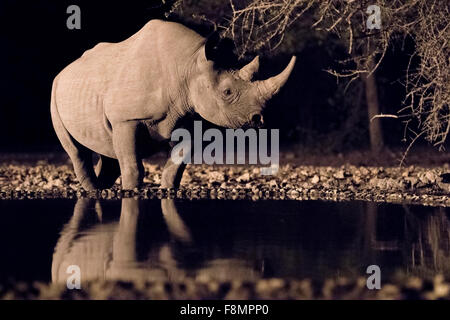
[257,56,296,101]
[239,56,260,81]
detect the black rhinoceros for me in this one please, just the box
[51,19,296,190]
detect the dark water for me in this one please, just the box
[0,199,449,285]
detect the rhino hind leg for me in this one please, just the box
[65,144,98,191]
[50,96,98,190]
[60,140,98,191]
[95,155,120,189]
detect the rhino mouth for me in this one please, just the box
[242,119,265,130]
[249,113,264,128]
[219,108,264,129]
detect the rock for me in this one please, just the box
[311,175,320,184]
[300,169,309,177]
[425,171,436,183]
[385,178,399,190]
[236,173,250,182]
[359,167,370,176]
[353,176,362,185]
[209,171,225,182]
[405,177,418,188]
[417,173,426,184]
[269,180,278,188]
[377,179,387,189]
[333,170,345,179]
[368,177,379,188]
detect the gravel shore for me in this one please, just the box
[1,275,449,300]
[0,153,449,206]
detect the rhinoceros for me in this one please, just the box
[51,19,296,190]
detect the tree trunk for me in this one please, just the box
[363,58,384,152]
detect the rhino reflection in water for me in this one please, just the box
[52,200,450,284]
[51,198,261,284]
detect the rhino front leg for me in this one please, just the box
[161,158,187,188]
[112,122,144,189]
[161,142,191,188]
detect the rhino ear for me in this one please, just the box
[201,34,238,68]
[203,32,221,61]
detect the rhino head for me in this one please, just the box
[188,41,296,129]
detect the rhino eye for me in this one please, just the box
[223,88,232,96]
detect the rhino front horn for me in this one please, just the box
[257,56,296,101]
[239,56,260,81]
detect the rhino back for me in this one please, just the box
[103,20,205,123]
[54,20,205,156]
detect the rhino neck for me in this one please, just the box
[165,94,192,134]
[164,79,194,137]
[164,43,205,134]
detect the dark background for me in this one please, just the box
[0,0,415,153]
[0,0,169,152]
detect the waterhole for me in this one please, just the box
[0,199,449,284]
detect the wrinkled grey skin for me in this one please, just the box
[51,19,296,190]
